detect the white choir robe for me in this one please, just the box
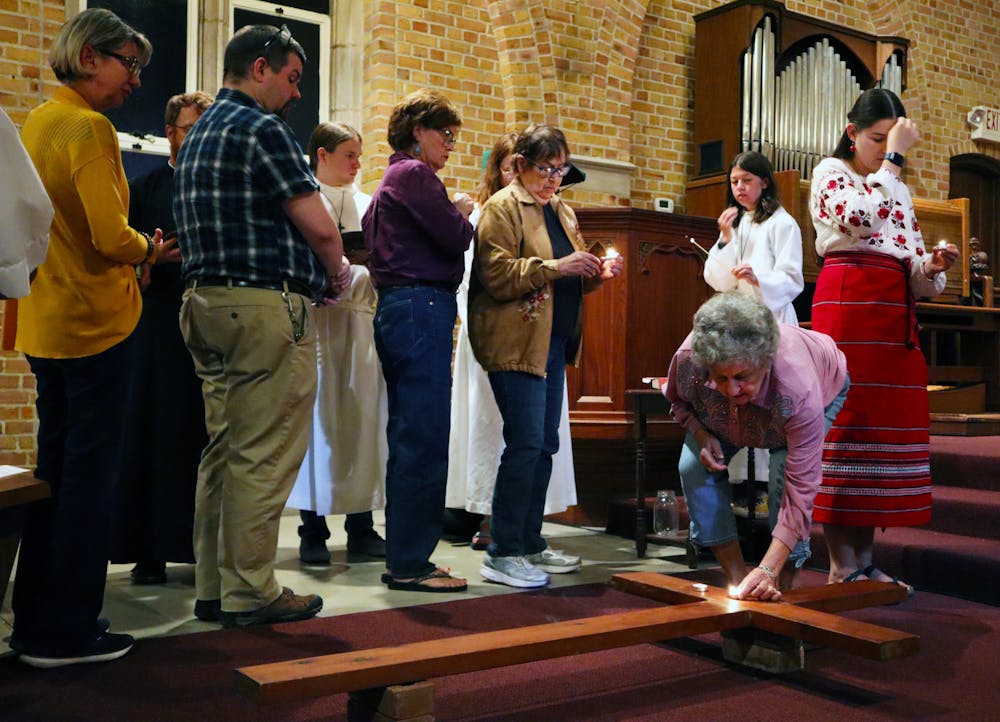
[446,243,577,516]
[288,264,388,515]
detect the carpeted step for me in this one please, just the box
[807,525,1000,606]
[930,435,1000,492]
[927,485,1000,541]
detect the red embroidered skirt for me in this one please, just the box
[811,251,931,527]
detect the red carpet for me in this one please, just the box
[1,573,997,721]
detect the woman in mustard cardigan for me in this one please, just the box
[468,125,622,588]
[12,8,175,668]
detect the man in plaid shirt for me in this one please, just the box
[174,23,348,629]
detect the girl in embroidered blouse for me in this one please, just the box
[809,88,958,595]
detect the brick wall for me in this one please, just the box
[1,0,998,465]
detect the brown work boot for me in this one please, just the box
[219,587,323,628]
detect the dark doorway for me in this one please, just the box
[951,153,1000,292]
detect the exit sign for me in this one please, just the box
[971,106,1000,143]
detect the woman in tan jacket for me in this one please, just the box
[468,124,622,588]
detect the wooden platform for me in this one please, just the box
[929,412,1000,436]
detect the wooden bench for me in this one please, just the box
[0,469,50,605]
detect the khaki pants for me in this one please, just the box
[180,284,317,611]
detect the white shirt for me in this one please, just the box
[703,206,803,325]
[319,182,371,233]
[0,109,53,298]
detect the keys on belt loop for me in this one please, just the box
[281,280,306,342]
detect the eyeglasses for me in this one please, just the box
[530,161,572,179]
[103,51,141,78]
[437,128,457,148]
[262,24,291,55]
[169,123,196,132]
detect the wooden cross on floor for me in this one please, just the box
[234,572,917,705]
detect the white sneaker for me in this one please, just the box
[480,555,549,588]
[526,548,582,574]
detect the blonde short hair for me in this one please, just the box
[49,8,152,84]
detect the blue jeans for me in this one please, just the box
[14,335,134,651]
[374,285,456,578]
[678,376,850,568]
[486,336,567,558]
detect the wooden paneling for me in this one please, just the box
[571,209,717,439]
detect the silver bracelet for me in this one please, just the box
[758,563,778,583]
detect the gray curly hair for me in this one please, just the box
[690,292,780,370]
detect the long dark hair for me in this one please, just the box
[726,151,780,226]
[832,88,906,159]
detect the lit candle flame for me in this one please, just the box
[935,239,949,251]
[728,585,739,598]
[604,247,620,260]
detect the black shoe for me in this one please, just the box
[19,632,134,669]
[9,618,111,654]
[130,561,167,585]
[194,599,221,622]
[299,536,331,565]
[346,529,386,558]
[218,587,322,629]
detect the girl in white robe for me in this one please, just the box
[287,122,388,563]
[702,151,804,494]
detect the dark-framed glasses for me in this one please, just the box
[531,161,572,179]
[169,123,197,132]
[437,128,457,148]
[103,51,141,77]
[262,24,291,55]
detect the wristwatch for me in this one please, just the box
[884,152,905,167]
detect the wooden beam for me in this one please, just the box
[748,601,919,661]
[612,571,918,660]
[235,603,750,704]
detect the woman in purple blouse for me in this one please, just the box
[665,292,849,600]
[362,88,474,592]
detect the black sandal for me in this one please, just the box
[386,569,468,593]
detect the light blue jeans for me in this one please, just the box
[678,376,850,568]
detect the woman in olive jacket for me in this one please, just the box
[468,124,622,588]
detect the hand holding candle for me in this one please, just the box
[601,245,623,280]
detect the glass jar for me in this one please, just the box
[653,489,679,535]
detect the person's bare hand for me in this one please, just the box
[600,254,623,280]
[318,256,351,305]
[695,431,726,472]
[453,192,474,219]
[557,250,601,278]
[731,567,782,601]
[717,206,739,243]
[886,117,919,156]
[731,263,759,286]
[151,229,181,264]
[925,242,959,275]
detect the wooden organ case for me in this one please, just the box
[688,0,908,200]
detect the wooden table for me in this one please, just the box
[626,389,694,564]
[0,469,50,604]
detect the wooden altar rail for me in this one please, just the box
[234,574,915,705]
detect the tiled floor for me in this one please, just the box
[1,509,696,655]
